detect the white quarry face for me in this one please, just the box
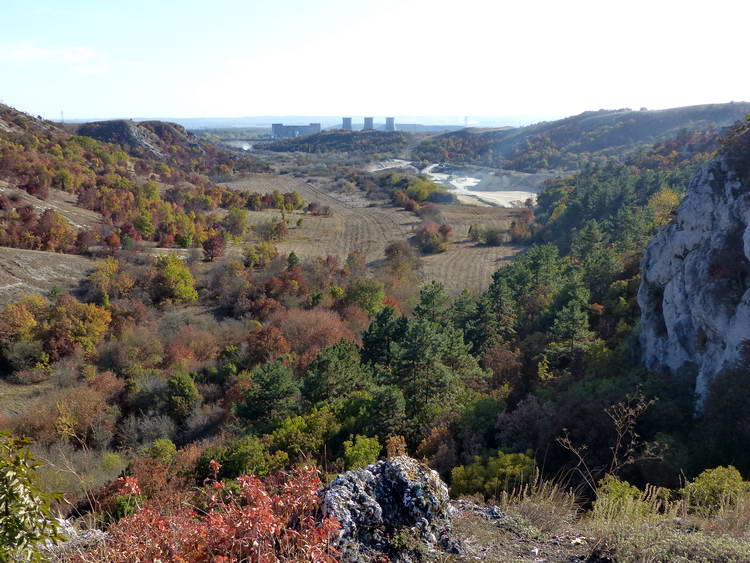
[638,143,750,403]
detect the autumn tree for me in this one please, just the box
[43,294,111,360]
[343,279,385,316]
[151,255,198,304]
[245,325,291,367]
[88,257,134,306]
[202,232,226,261]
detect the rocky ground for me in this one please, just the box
[321,456,600,563]
[448,501,595,563]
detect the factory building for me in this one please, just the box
[385,117,395,131]
[342,117,352,130]
[271,123,321,139]
[363,117,374,130]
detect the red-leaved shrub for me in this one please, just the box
[269,309,354,355]
[79,465,340,562]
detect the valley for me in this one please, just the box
[1,99,750,563]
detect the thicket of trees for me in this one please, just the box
[266,130,409,156]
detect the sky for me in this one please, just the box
[1,0,748,122]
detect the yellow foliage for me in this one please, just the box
[648,188,681,228]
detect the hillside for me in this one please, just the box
[264,129,411,156]
[413,102,750,171]
[0,104,299,256]
[72,118,270,174]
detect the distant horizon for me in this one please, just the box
[31,100,749,130]
[54,114,562,129]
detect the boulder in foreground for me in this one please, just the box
[322,455,461,562]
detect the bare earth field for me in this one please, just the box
[0,247,95,304]
[225,175,418,263]
[225,174,522,293]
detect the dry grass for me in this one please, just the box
[0,378,56,417]
[495,472,580,535]
[584,486,750,562]
[421,240,521,294]
[0,247,95,304]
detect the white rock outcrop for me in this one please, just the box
[322,456,460,562]
[638,130,750,401]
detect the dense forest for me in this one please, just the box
[2,104,750,561]
[265,130,410,156]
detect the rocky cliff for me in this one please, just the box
[638,124,750,401]
[76,119,203,160]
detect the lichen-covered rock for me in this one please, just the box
[638,126,750,401]
[322,455,461,562]
[41,518,107,560]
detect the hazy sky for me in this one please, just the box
[1,0,748,120]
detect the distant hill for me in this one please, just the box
[263,130,410,156]
[413,102,750,171]
[70,119,269,173]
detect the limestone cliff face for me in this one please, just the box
[638,128,750,401]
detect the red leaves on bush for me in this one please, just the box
[246,325,291,367]
[270,309,354,355]
[82,465,340,562]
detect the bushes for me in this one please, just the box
[165,371,202,424]
[592,474,653,520]
[151,255,198,304]
[681,466,748,516]
[145,438,178,464]
[195,436,288,482]
[343,435,381,470]
[586,469,750,563]
[82,466,339,562]
[469,225,508,246]
[414,220,452,254]
[451,450,536,500]
[343,279,385,315]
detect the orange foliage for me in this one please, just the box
[80,466,339,563]
[269,309,355,355]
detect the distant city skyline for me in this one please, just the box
[1,0,748,120]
